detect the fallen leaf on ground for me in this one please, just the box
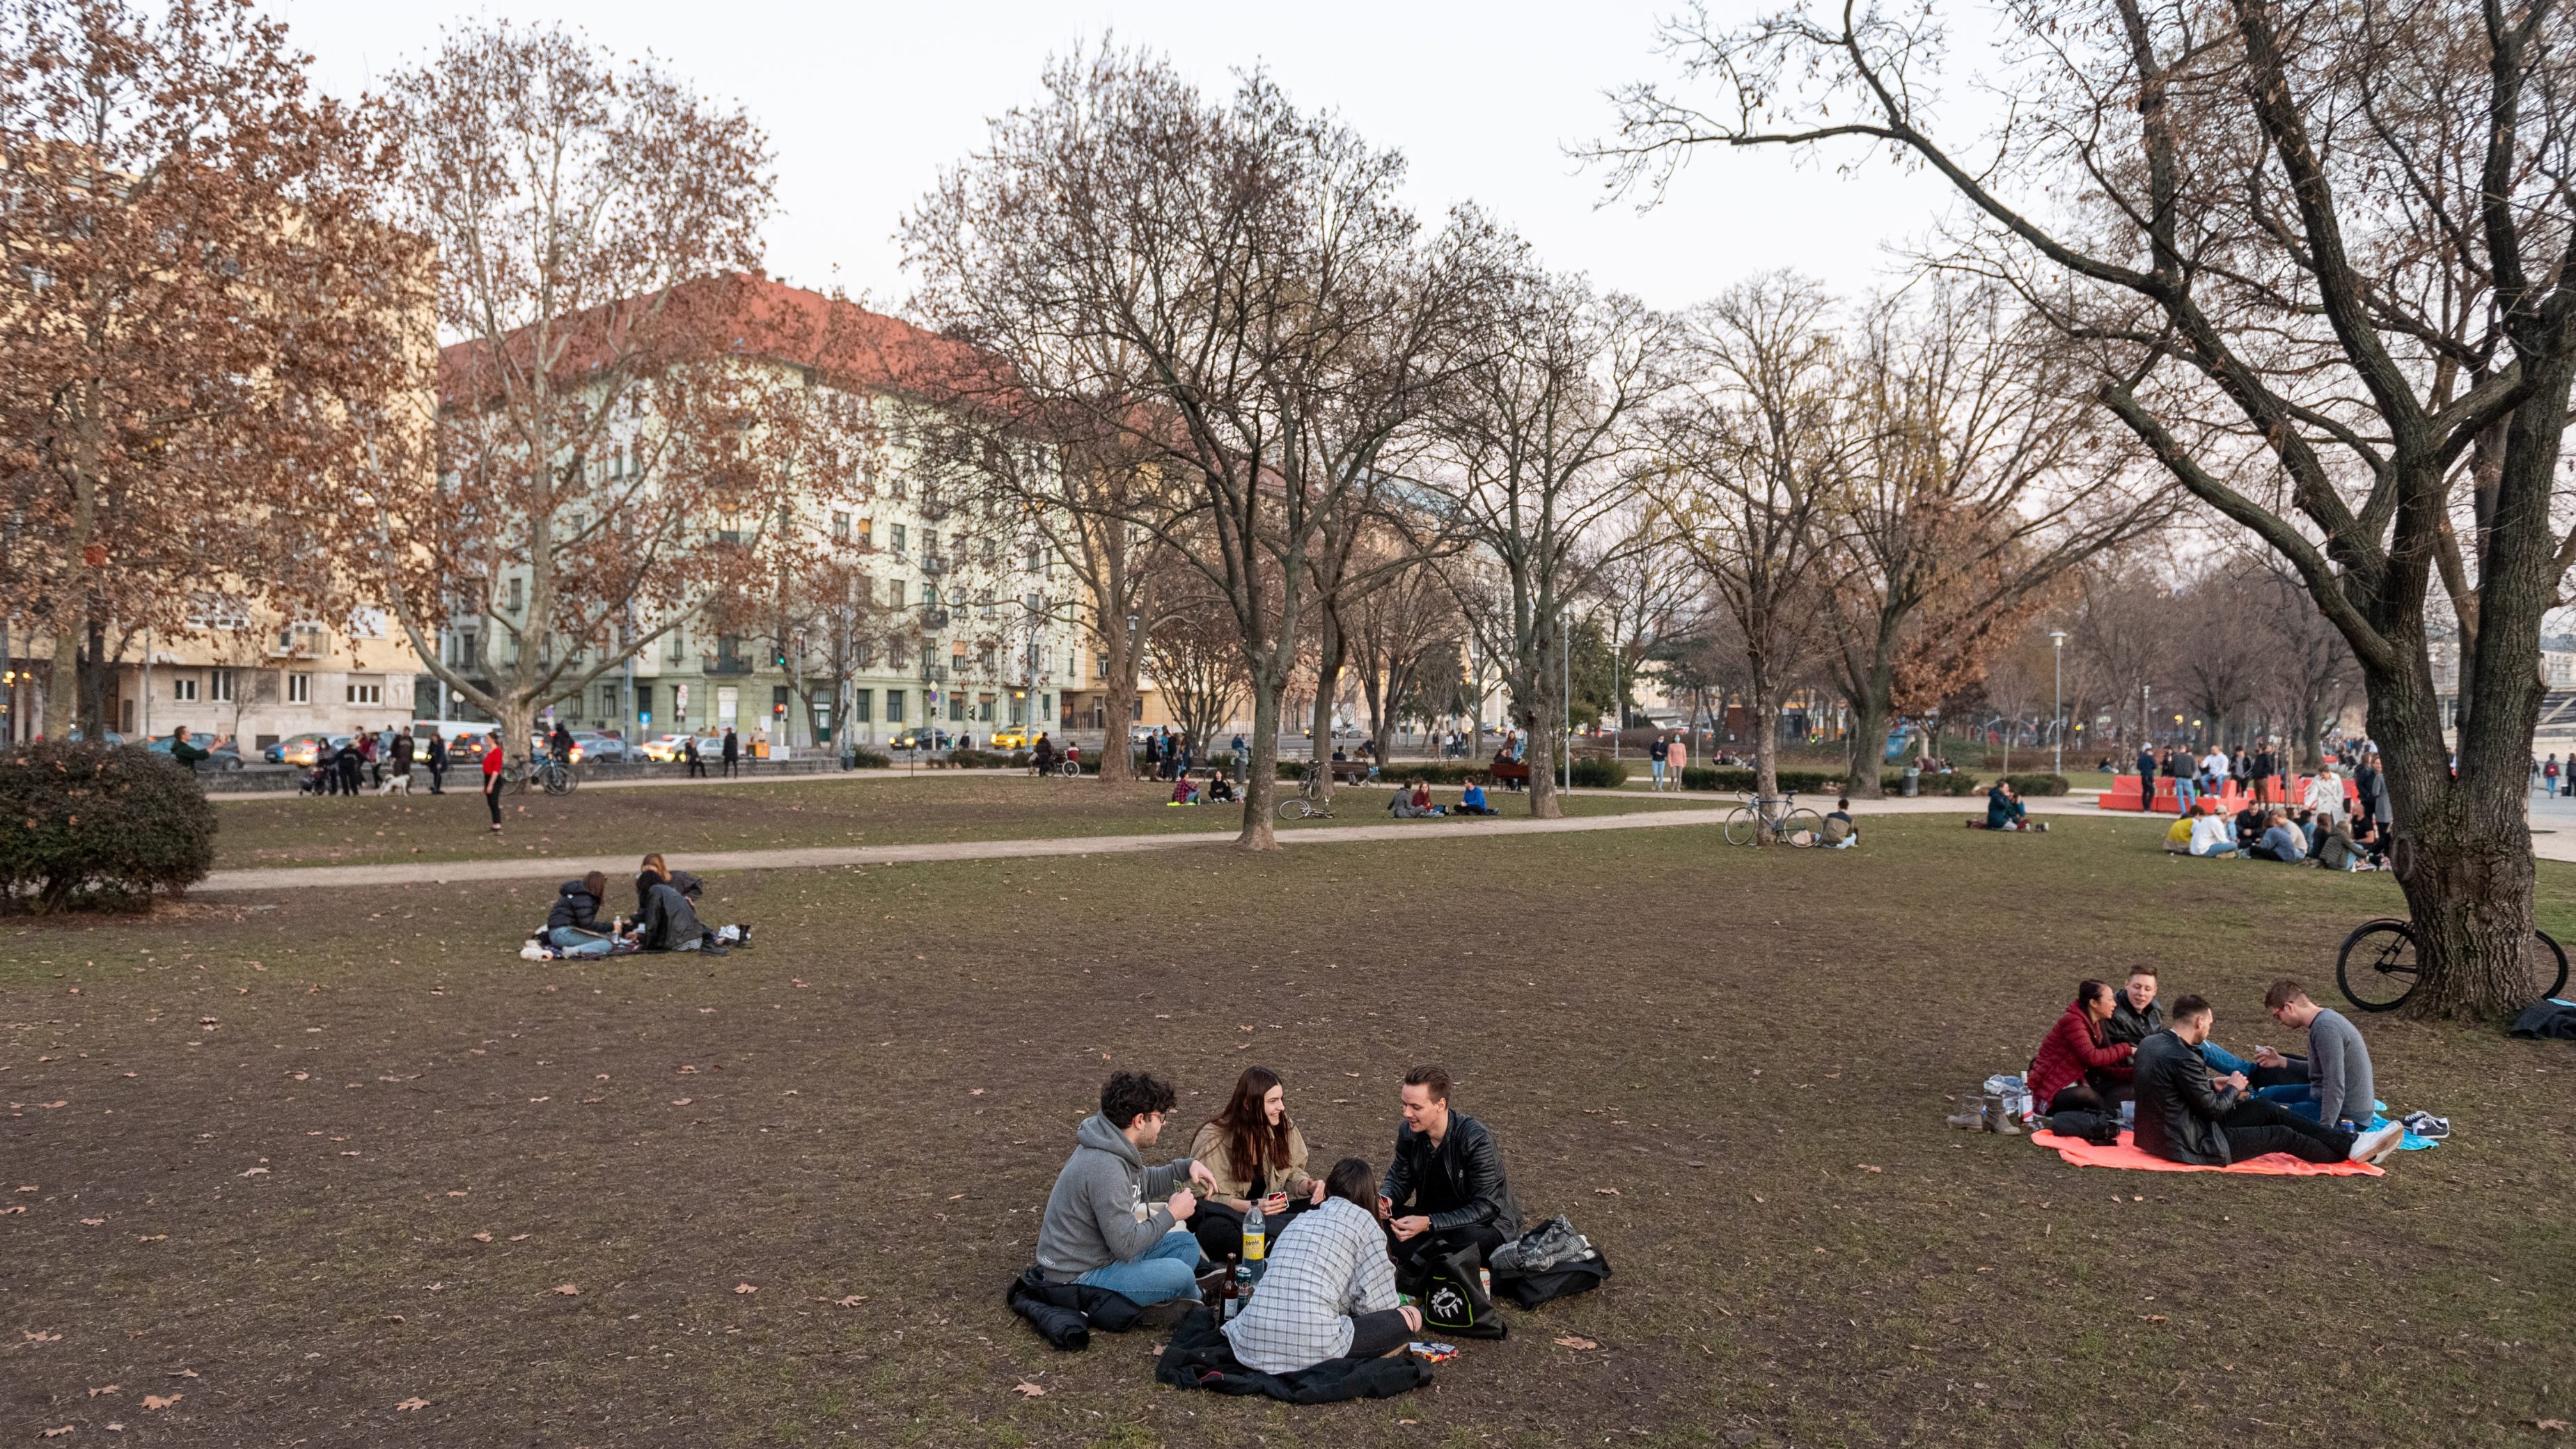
[1554,1335,1599,1350]
[169,1370,198,1379]
[40,1428,70,1439]
[834,1295,865,1307]
[81,1218,104,1225]
[1013,1382,1046,1397]
[141,1393,180,1411]
[1594,1187,1620,1196]
[87,1386,118,1397]
[509,1234,530,1242]
[670,1098,692,1106]
[136,1235,166,1243]
[395,1397,428,1412]
[1855,1164,1883,1173]
[470,1232,492,1243]
[2533,1419,2570,1432]
[552,1283,579,1296]
[237,1166,269,1177]
[733,1283,757,1294]
[24,1331,62,1342]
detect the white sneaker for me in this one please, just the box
[2347,1122,2403,1164]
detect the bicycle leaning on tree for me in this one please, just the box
[2334,916,2567,1012]
[1723,791,1823,847]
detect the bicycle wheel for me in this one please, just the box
[1275,796,1313,821]
[2530,929,2570,1003]
[2336,918,2419,1012]
[549,764,577,796]
[1722,806,1757,846]
[1779,808,1825,847]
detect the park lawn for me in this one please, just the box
[2,816,2571,1448]
[206,775,1709,870]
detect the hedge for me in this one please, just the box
[1569,757,1629,789]
[846,747,893,769]
[0,741,217,911]
[1676,765,1986,796]
[2000,772,2069,797]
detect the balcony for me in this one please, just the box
[918,664,948,684]
[920,553,949,576]
[918,608,951,632]
[706,654,757,677]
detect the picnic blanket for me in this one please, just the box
[2030,1129,2384,1177]
[1153,1306,1430,1403]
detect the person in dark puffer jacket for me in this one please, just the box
[544,871,623,959]
[2027,979,2136,1115]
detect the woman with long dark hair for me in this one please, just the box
[1223,1157,1420,1372]
[1186,1066,1325,1262]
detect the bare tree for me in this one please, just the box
[1599,0,2576,1013]
[2247,562,2360,772]
[2,0,405,739]
[1346,548,1460,763]
[1425,268,1673,816]
[348,27,872,757]
[1653,274,1852,818]
[1827,281,2170,794]
[1584,506,1703,741]
[904,47,1500,847]
[1142,568,1247,753]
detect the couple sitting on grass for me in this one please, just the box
[2027,966,2401,1166]
[1036,1063,1518,1374]
[537,854,753,959]
[1168,772,1239,806]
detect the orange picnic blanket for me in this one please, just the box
[2029,1129,2383,1177]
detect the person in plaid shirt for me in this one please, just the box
[1221,1159,1421,1374]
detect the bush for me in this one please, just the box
[1569,757,1629,789]
[1678,766,1853,794]
[845,747,892,769]
[2000,772,2069,797]
[942,748,1026,769]
[1903,770,1985,796]
[0,742,217,911]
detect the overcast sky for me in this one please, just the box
[281,0,1974,317]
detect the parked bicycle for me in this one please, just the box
[2335,917,2566,1012]
[1275,763,1335,821]
[508,755,578,797]
[1723,791,1823,847]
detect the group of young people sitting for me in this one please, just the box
[533,853,753,959]
[1036,1064,1518,1374]
[2164,796,2385,870]
[1168,771,1239,806]
[2027,966,2403,1166]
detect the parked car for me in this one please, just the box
[987,728,1034,750]
[268,733,345,768]
[635,733,694,763]
[148,736,245,771]
[889,729,927,751]
[63,728,127,746]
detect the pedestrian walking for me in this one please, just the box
[2549,754,2561,798]
[1649,732,1669,791]
[721,727,740,777]
[391,727,414,786]
[480,730,505,832]
[1667,730,1687,785]
[336,732,366,797]
[425,730,448,794]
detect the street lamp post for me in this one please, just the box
[2048,629,2068,776]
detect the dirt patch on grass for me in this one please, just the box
[3,817,2571,1447]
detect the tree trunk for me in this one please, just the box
[1842,668,1894,799]
[43,613,80,740]
[1308,616,1344,802]
[2380,668,2536,1019]
[1099,629,1137,783]
[1238,669,1281,849]
[80,611,108,739]
[1522,700,1561,819]
[498,698,538,796]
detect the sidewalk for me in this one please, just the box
[194,805,1738,894]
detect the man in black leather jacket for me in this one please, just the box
[1379,1064,1521,1275]
[2134,995,2398,1167]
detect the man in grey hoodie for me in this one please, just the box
[1035,1072,1218,1304]
[2255,980,2377,1127]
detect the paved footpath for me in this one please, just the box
[188,787,2210,895]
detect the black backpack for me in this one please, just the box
[1411,1245,1507,1340]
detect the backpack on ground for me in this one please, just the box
[1489,1214,1612,1309]
[1410,1244,1507,1340]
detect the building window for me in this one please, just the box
[977,692,996,722]
[210,668,239,704]
[978,645,997,673]
[890,524,906,553]
[856,640,876,669]
[952,648,968,676]
[507,577,524,613]
[888,639,909,670]
[599,683,619,717]
[979,590,995,618]
[982,536,999,564]
[948,694,966,722]
[885,689,905,723]
[832,510,851,542]
[172,675,199,702]
[286,672,311,704]
[345,678,384,706]
[851,689,873,723]
[920,583,937,607]
[857,518,873,548]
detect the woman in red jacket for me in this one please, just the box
[2027,979,2136,1115]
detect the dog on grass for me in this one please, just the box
[375,773,414,797]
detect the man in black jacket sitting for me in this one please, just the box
[2134,995,2402,1167]
[1379,1064,1521,1277]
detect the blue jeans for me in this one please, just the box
[549,925,616,959]
[1071,1228,1203,1305]
[2199,1040,2254,1076]
[2190,839,2238,856]
[2173,777,2197,811]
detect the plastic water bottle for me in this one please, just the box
[1242,1200,1266,1262]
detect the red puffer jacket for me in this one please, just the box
[2027,1003,2135,1109]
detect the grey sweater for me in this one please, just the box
[1035,1114,1195,1283]
[2306,1008,2374,1126]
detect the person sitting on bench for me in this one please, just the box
[545,872,629,958]
[2251,980,2378,1128]
[1035,1071,1220,1306]
[1223,1157,1420,1374]
[1986,781,2029,830]
[2028,978,2137,1115]
[1378,1065,1521,1279]
[2133,994,2401,1166]
[1186,1066,1327,1263]
[1454,777,1498,816]
[1822,797,1859,847]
